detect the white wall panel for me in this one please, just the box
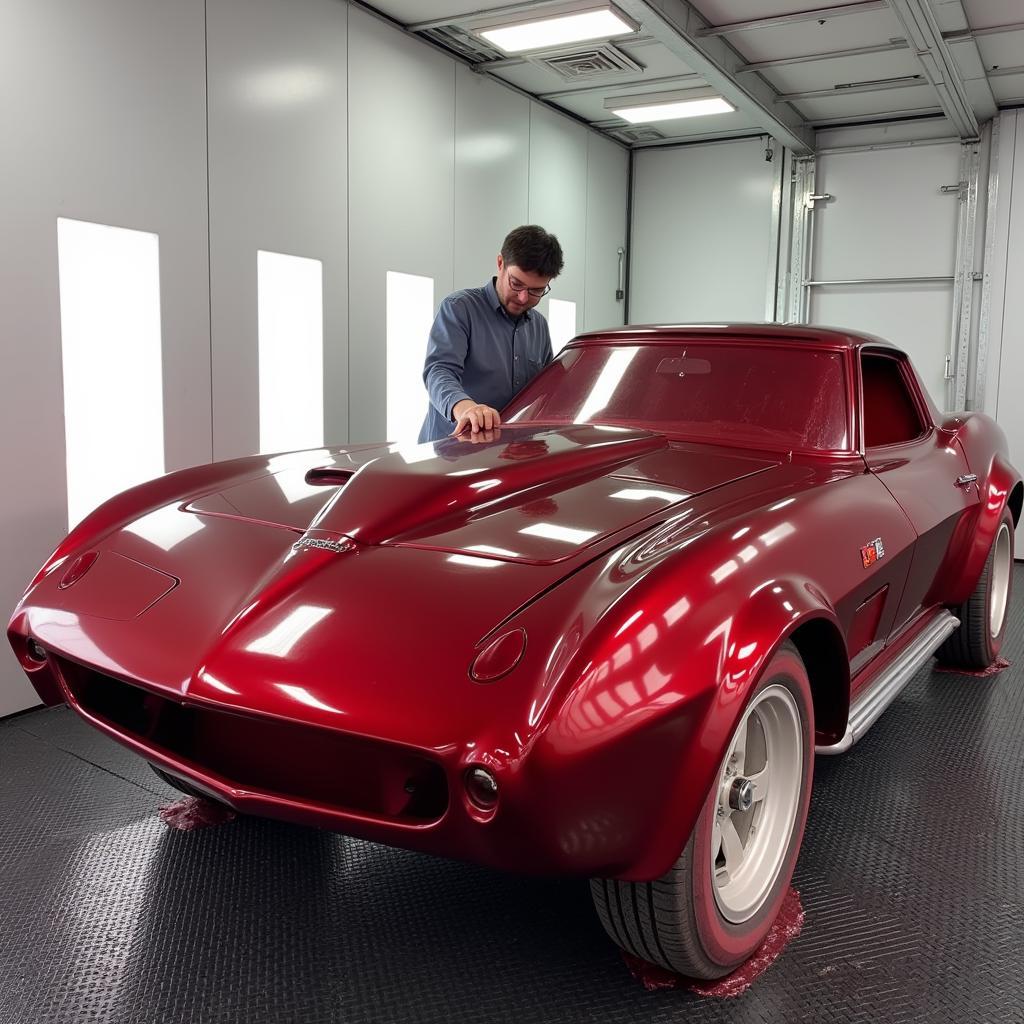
[629,139,775,323]
[207,0,348,459]
[809,144,962,409]
[812,145,961,279]
[0,0,209,716]
[584,134,629,333]
[529,104,588,321]
[813,286,954,406]
[348,8,455,443]
[454,67,530,290]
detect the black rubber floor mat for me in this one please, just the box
[2,565,1022,1024]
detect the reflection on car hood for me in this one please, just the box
[186,425,780,565]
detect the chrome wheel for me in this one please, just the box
[989,522,1012,640]
[712,683,803,924]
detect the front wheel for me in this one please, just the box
[590,642,814,979]
[938,507,1015,669]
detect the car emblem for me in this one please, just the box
[292,534,353,555]
[860,537,885,568]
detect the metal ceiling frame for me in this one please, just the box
[400,0,1019,154]
[734,41,911,75]
[886,0,994,139]
[775,78,926,103]
[538,71,701,100]
[612,0,815,153]
[695,1,888,38]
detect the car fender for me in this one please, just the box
[530,553,846,880]
[929,447,1021,606]
[17,453,293,598]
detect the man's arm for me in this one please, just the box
[423,298,500,436]
[423,298,473,422]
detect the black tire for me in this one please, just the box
[590,642,814,979]
[938,508,1015,669]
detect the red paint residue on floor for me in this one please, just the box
[934,657,1011,678]
[159,796,237,831]
[622,887,805,997]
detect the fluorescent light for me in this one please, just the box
[606,89,735,124]
[479,5,636,54]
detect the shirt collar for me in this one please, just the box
[487,277,530,321]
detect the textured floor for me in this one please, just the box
[1,566,1023,1024]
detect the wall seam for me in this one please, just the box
[345,1,352,445]
[583,134,590,330]
[994,112,1018,422]
[204,0,214,463]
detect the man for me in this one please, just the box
[418,225,564,443]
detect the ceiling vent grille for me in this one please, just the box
[611,126,665,144]
[531,44,644,81]
[419,25,504,64]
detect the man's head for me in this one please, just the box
[495,225,564,317]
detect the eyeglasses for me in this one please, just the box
[506,271,551,299]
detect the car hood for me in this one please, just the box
[18,426,784,744]
[185,425,778,565]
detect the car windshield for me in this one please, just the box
[503,341,850,452]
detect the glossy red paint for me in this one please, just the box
[7,324,1021,886]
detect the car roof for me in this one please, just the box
[571,323,903,354]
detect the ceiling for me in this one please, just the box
[358,0,1024,152]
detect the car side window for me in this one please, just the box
[861,352,927,447]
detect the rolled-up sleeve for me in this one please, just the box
[423,297,473,423]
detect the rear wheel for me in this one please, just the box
[939,508,1015,669]
[590,642,814,979]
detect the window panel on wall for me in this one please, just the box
[56,218,165,530]
[386,271,434,443]
[257,250,323,454]
[548,298,577,354]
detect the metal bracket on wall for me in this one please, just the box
[765,147,787,322]
[786,157,816,324]
[975,116,1001,413]
[948,142,981,411]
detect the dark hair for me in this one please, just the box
[501,225,564,279]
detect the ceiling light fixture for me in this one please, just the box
[605,88,736,123]
[477,3,638,55]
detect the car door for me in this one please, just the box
[859,348,980,635]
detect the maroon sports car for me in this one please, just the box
[8,324,1020,979]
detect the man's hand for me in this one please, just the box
[451,400,501,435]
[454,427,501,445]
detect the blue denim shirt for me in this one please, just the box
[418,278,553,442]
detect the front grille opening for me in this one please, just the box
[56,658,448,822]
